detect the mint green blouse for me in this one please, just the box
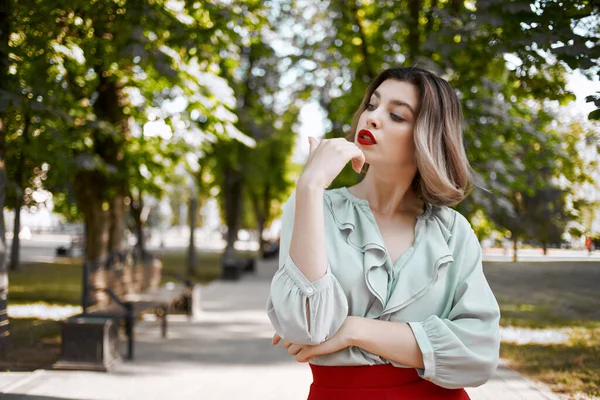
[266,187,501,389]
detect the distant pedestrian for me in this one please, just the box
[267,67,500,399]
[585,236,593,255]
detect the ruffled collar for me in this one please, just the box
[324,187,454,317]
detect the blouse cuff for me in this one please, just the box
[408,319,436,380]
[282,254,332,297]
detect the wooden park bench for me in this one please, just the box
[54,251,196,372]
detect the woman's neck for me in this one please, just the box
[349,170,422,216]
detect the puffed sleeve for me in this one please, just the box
[266,192,349,345]
[406,216,501,389]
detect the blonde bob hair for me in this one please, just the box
[347,66,473,207]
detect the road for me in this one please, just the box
[7,232,600,264]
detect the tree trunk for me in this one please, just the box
[542,242,548,256]
[81,196,110,263]
[0,159,7,347]
[9,198,21,271]
[408,0,422,62]
[250,183,272,259]
[74,171,110,262]
[250,192,265,258]
[187,196,197,277]
[223,166,243,265]
[256,217,265,258]
[512,233,518,262]
[9,110,27,272]
[90,37,128,260]
[0,0,11,348]
[108,193,126,254]
[70,13,130,307]
[131,191,145,256]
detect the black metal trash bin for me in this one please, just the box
[54,314,122,372]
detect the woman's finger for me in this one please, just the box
[308,136,320,156]
[350,147,366,174]
[287,344,303,356]
[296,347,315,363]
[272,333,281,345]
[283,340,293,349]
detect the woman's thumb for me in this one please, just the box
[308,136,319,154]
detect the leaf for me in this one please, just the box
[589,109,600,121]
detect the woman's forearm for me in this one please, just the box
[288,179,328,282]
[350,317,425,369]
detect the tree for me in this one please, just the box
[28,1,248,267]
[4,105,60,272]
[0,1,260,314]
[280,0,598,239]
[0,0,82,276]
[225,36,300,258]
[526,186,574,255]
[196,1,302,267]
[0,0,10,348]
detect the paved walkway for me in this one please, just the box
[0,259,561,400]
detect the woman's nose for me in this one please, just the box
[366,114,380,129]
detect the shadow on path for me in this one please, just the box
[1,395,92,400]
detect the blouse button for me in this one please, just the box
[306,287,314,294]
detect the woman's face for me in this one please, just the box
[354,79,419,171]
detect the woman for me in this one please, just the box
[266,66,500,400]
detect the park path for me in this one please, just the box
[0,259,562,400]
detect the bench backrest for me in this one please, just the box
[86,252,163,308]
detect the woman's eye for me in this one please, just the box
[366,103,376,110]
[391,114,405,122]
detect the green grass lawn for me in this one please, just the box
[8,258,84,305]
[500,328,600,397]
[8,250,256,305]
[2,249,256,370]
[499,300,600,330]
[1,318,62,370]
[157,251,228,285]
[498,302,600,398]
[485,261,600,398]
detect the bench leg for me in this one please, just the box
[159,305,168,338]
[124,306,135,360]
[184,294,192,319]
[125,316,134,360]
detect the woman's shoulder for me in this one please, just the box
[428,204,475,240]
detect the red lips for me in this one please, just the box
[357,129,377,146]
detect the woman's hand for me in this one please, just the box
[272,334,317,363]
[299,137,366,190]
[272,316,361,363]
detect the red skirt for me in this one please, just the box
[308,364,471,400]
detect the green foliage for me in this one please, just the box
[2,0,268,256]
[282,0,599,239]
[587,92,600,120]
[196,3,306,240]
[470,209,496,241]
[2,0,598,247]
